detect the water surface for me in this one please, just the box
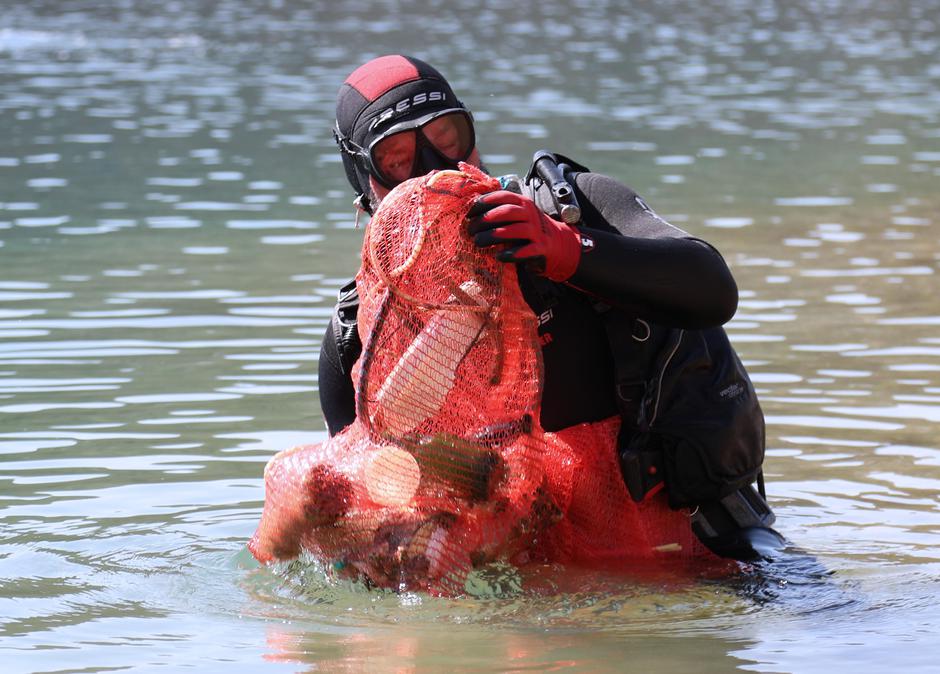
[2,1,940,672]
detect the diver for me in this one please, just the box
[320,54,786,562]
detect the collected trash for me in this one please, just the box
[249,164,714,594]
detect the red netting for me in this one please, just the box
[249,164,715,594]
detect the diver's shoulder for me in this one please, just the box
[572,170,640,201]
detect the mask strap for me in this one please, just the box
[353,194,372,227]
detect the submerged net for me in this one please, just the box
[249,163,713,594]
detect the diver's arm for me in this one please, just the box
[469,173,738,330]
[566,172,738,329]
[317,289,362,436]
[567,228,738,329]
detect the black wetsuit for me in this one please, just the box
[317,171,738,436]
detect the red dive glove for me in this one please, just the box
[465,190,582,282]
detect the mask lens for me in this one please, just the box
[422,111,473,161]
[372,130,418,185]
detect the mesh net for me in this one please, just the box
[249,163,714,594]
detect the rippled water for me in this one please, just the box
[2,1,939,671]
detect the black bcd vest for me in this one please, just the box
[527,153,766,510]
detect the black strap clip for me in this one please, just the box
[618,445,664,502]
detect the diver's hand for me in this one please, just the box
[465,190,581,282]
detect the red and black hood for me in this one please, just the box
[334,55,464,211]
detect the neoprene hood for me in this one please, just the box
[334,55,465,213]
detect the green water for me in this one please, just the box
[2,1,939,671]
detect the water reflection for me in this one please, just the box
[260,622,761,673]
[2,0,940,671]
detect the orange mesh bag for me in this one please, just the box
[250,165,551,594]
[534,418,715,568]
[249,163,716,595]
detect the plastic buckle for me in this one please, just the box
[619,448,663,502]
[720,484,776,529]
